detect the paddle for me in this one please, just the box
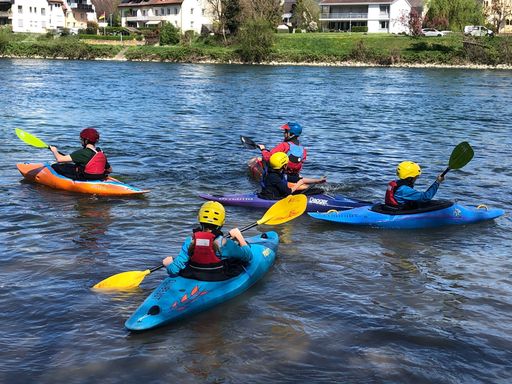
[15,128,65,156]
[441,142,474,177]
[15,128,51,149]
[240,135,258,150]
[93,194,308,289]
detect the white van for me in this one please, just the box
[464,26,494,37]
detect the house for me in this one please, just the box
[319,0,412,34]
[10,0,66,32]
[7,0,94,32]
[118,0,214,34]
[62,0,96,29]
[282,0,295,26]
[0,0,13,27]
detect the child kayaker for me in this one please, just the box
[385,161,445,209]
[49,128,113,181]
[257,122,307,176]
[258,152,326,200]
[162,201,253,281]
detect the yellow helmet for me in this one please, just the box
[198,201,225,227]
[396,161,421,179]
[270,152,289,170]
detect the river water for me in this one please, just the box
[1,59,511,383]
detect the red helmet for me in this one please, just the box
[80,128,99,143]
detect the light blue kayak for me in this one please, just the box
[125,232,279,331]
[308,200,504,229]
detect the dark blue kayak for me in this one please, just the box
[199,193,372,212]
[125,232,279,331]
[308,200,504,229]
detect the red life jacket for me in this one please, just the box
[84,148,107,175]
[190,232,223,265]
[385,181,399,206]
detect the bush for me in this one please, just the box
[159,22,180,45]
[0,26,12,52]
[351,26,368,33]
[294,28,303,33]
[236,18,276,62]
[183,30,195,42]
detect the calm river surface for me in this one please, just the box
[1,59,511,383]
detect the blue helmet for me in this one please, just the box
[281,122,302,137]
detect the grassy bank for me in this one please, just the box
[1,31,512,67]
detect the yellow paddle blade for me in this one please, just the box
[93,269,151,289]
[258,194,307,225]
[15,128,49,148]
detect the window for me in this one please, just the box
[174,8,178,14]
[190,8,194,15]
[190,20,193,28]
[155,9,158,15]
[19,19,23,27]
[143,10,146,16]
[81,13,84,19]
[380,21,388,29]
[42,21,46,28]
[41,8,46,15]
[201,8,205,16]
[167,9,170,15]
[73,12,76,18]
[379,5,389,14]
[34,7,37,13]
[18,5,22,13]
[29,6,33,13]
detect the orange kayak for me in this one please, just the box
[248,156,307,190]
[17,163,150,196]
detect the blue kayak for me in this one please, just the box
[308,200,504,229]
[199,193,372,212]
[125,232,279,331]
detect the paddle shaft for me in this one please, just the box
[440,167,450,178]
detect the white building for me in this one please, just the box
[319,0,412,34]
[119,0,214,34]
[8,0,94,33]
[10,0,63,33]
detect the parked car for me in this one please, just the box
[464,26,494,37]
[421,28,445,37]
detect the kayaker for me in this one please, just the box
[257,122,307,176]
[385,161,445,209]
[258,152,326,200]
[49,128,113,181]
[162,201,253,281]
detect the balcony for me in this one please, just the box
[320,13,368,20]
[68,3,94,11]
[0,11,12,17]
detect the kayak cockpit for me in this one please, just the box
[370,199,455,216]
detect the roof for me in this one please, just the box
[119,0,183,6]
[319,0,393,4]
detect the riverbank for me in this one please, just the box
[1,32,511,69]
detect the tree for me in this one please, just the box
[485,0,512,34]
[203,0,243,43]
[425,0,485,32]
[236,18,276,62]
[291,0,320,29]
[224,0,243,36]
[160,22,180,45]
[394,8,423,37]
[241,0,283,27]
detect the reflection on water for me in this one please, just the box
[0,60,511,383]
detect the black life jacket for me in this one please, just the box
[258,168,288,200]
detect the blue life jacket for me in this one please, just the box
[286,142,305,173]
